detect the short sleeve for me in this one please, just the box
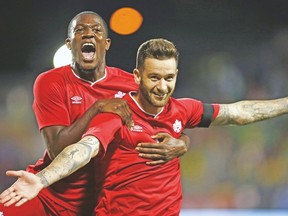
[197,103,220,127]
[32,72,70,130]
[177,98,219,128]
[83,113,123,156]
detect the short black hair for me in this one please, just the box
[67,11,109,38]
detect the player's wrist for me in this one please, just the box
[92,100,103,115]
[35,172,50,189]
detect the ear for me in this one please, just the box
[65,38,71,50]
[133,69,141,84]
[105,38,111,51]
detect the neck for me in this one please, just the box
[71,62,106,82]
[132,92,163,115]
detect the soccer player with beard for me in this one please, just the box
[0,12,190,216]
[2,38,288,215]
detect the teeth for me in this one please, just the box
[81,42,96,53]
[154,93,166,97]
[82,42,95,48]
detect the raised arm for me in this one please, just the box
[211,97,288,126]
[43,98,132,159]
[0,136,100,207]
[33,73,133,160]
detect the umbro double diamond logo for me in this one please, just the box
[71,96,82,104]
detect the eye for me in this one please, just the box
[166,76,174,81]
[74,27,84,33]
[92,28,101,33]
[149,76,159,81]
[166,77,174,81]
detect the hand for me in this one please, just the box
[0,170,43,207]
[136,133,189,165]
[94,98,133,128]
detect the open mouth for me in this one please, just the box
[81,43,95,61]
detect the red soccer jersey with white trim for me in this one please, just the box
[83,92,220,216]
[29,65,138,213]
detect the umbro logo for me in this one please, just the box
[131,125,143,132]
[71,96,82,104]
[114,91,126,98]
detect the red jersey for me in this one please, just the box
[84,92,220,216]
[29,65,138,214]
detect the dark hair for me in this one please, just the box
[67,11,109,37]
[136,38,179,70]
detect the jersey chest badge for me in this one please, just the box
[131,124,143,132]
[114,91,126,98]
[71,96,82,104]
[173,119,182,133]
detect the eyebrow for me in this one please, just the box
[148,72,176,77]
[75,23,102,28]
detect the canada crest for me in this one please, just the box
[173,119,182,133]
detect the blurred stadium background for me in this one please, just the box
[1,0,288,214]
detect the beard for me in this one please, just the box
[75,62,96,75]
[139,82,171,108]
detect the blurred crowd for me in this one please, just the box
[178,28,288,209]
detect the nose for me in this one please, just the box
[82,34,94,39]
[157,79,168,92]
[81,27,94,39]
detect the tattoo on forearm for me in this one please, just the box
[37,171,50,187]
[38,136,100,186]
[215,98,288,126]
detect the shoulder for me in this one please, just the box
[33,65,71,93]
[173,97,220,123]
[168,97,204,114]
[172,97,202,107]
[104,66,137,90]
[34,65,70,85]
[106,66,134,78]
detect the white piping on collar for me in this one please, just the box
[129,92,164,118]
[70,65,107,86]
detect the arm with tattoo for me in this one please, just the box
[36,135,100,187]
[212,97,288,126]
[0,135,100,207]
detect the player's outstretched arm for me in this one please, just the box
[136,133,190,165]
[0,136,100,207]
[212,97,288,126]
